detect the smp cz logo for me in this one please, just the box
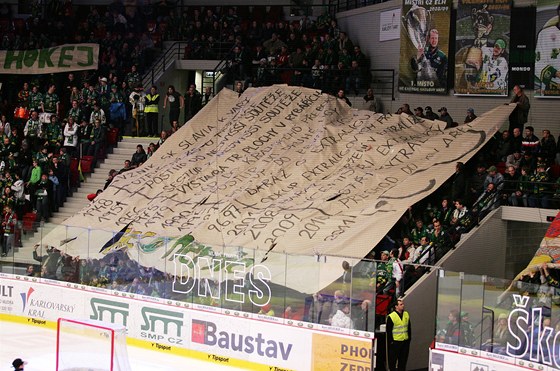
[140,307,184,344]
[20,287,35,312]
[191,319,293,361]
[90,298,129,326]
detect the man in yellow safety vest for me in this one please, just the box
[145,85,160,137]
[387,298,411,371]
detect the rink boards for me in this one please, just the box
[0,274,374,371]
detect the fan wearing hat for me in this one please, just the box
[12,358,26,370]
[464,108,477,124]
[424,106,439,120]
[477,38,508,91]
[414,106,425,119]
[437,107,455,129]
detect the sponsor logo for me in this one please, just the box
[507,294,560,367]
[0,284,13,297]
[172,254,272,307]
[90,298,129,326]
[191,319,293,361]
[19,287,75,318]
[140,307,184,345]
[470,363,488,371]
[20,287,34,312]
[430,351,445,371]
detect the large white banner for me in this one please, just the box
[40,85,514,284]
[0,274,374,371]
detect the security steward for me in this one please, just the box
[145,85,160,137]
[386,298,411,371]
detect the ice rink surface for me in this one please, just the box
[0,321,243,371]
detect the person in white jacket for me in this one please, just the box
[63,117,79,157]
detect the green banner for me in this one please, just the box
[534,1,560,97]
[0,43,99,74]
[398,0,452,94]
[454,1,511,96]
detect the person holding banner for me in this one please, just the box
[387,298,411,371]
[535,4,560,96]
[509,85,530,133]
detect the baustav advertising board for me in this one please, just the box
[0,273,374,371]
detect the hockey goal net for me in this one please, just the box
[56,318,132,371]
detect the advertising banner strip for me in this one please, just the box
[398,0,452,94]
[0,276,374,371]
[0,43,99,75]
[534,1,560,98]
[430,348,560,371]
[454,0,512,96]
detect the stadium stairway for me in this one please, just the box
[0,137,155,266]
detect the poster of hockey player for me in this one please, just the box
[398,0,452,94]
[454,1,511,96]
[535,1,560,97]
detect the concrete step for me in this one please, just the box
[112,148,137,155]
[49,216,70,224]
[58,204,86,213]
[78,184,103,192]
[103,158,128,165]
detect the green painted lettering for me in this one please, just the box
[58,46,74,67]
[38,47,56,68]
[77,46,94,67]
[24,50,38,68]
[3,50,24,69]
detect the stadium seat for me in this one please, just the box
[12,18,26,33]
[107,128,119,146]
[375,294,393,316]
[80,156,95,174]
[0,19,11,33]
[551,164,560,179]
[496,162,506,174]
[23,212,37,233]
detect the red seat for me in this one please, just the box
[0,19,11,33]
[80,155,95,174]
[107,128,119,146]
[70,158,79,188]
[375,294,393,316]
[551,164,560,179]
[23,212,37,232]
[13,18,26,33]
[496,161,506,174]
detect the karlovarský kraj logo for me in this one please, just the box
[20,287,34,312]
[19,287,75,318]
